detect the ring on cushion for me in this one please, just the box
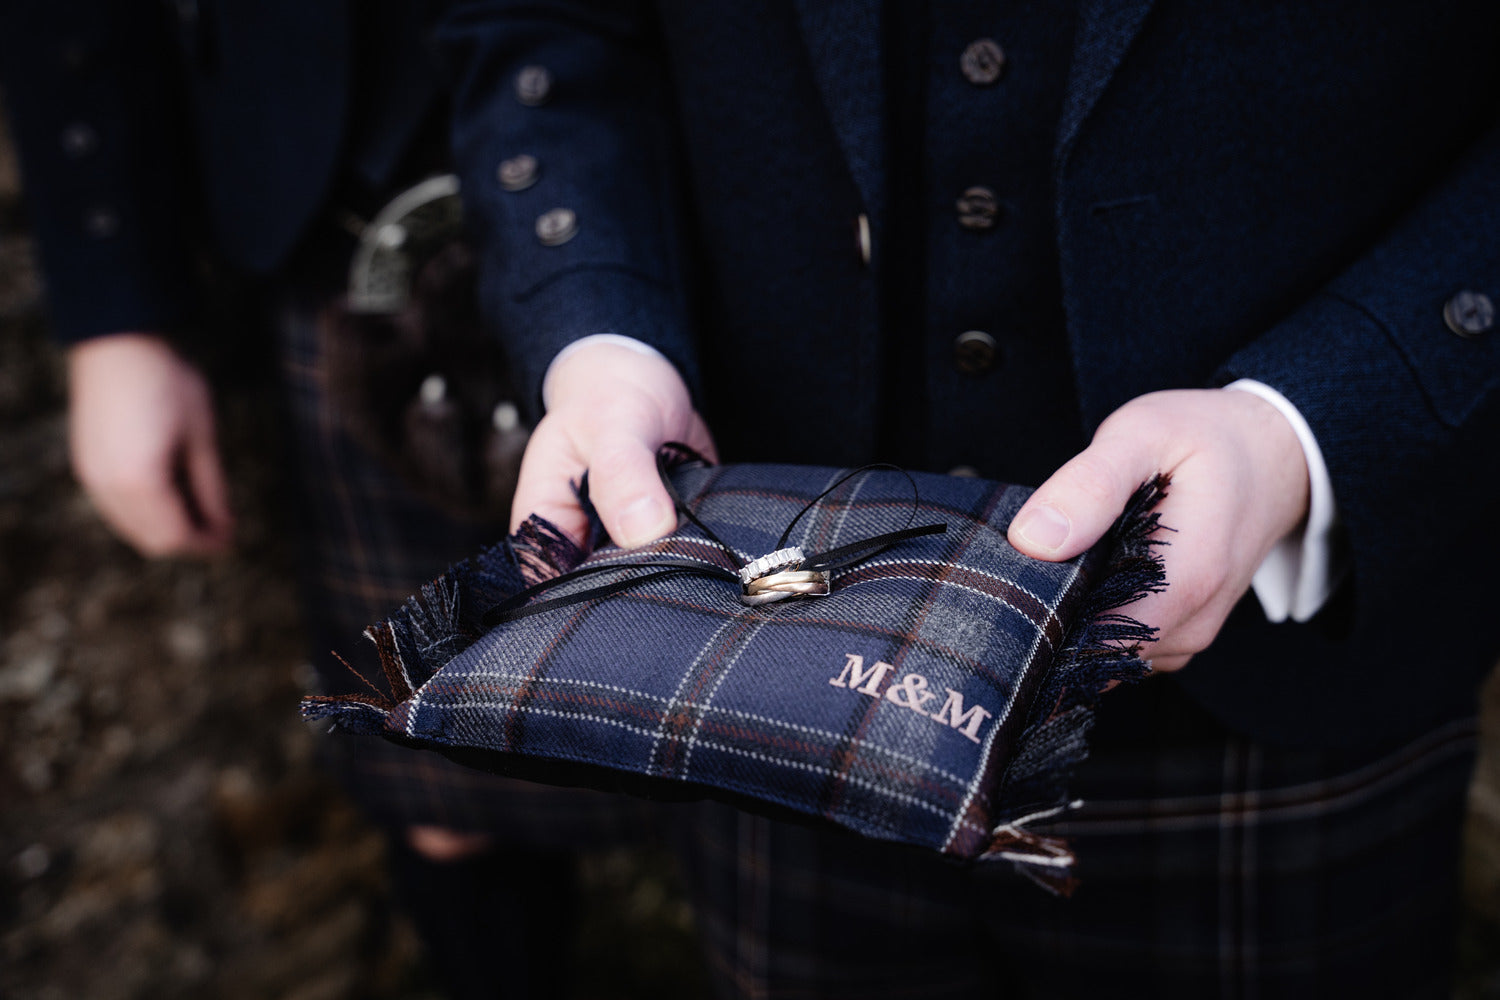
[741,568,833,605]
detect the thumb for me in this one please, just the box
[1008,438,1160,562]
[586,433,677,549]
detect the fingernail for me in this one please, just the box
[616,496,671,547]
[1014,504,1070,553]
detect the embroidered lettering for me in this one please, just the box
[830,656,995,744]
[885,673,939,716]
[930,688,994,743]
[829,653,895,696]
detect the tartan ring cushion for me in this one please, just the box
[303,448,1167,890]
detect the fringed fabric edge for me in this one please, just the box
[299,512,589,727]
[298,463,652,728]
[980,474,1170,895]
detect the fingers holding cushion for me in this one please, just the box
[1008,389,1312,673]
[509,338,716,550]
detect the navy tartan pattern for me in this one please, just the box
[276,290,651,844]
[342,461,1139,862]
[674,678,1479,1000]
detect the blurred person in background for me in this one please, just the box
[0,3,649,997]
[438,1,1500,997]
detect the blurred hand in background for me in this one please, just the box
[67,333,234,557]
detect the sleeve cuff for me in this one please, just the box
[540,333,671,411]
[1223,379,1345,622]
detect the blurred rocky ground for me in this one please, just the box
[0,102,707,1000]
[1,100,1497,999]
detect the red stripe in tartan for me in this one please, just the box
[494,683,969,811]
[499,582,1015,672]
[499,574,643,751]
[835,561,1064,651]
[649,613,767,778]
[817,487,1012,831]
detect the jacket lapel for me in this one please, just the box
[1055,0,1157,170]
[793,0,887,232]
[790,1,1157,255]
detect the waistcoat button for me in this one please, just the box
[956,186,1001,230]
[1443,290,1494,337]
[953,330,999,374]
[498,154,540,191]
[536,207,579,246]
[515,65,554,106]
[960,39,1006,85]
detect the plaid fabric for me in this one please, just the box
[305,460,1164,874]
[276,288,652,845]
[673,678,1478,1000]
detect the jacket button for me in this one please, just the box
[515,65,554,106]
[960,39,1006,85]
[956,186,1001,230]
[1442,290,1494,337]
[497,154,540,191]
[953,330,998,374]
[536,207,578,246]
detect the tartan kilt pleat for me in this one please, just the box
[674,677,1477,1000]
[275,289,652,845]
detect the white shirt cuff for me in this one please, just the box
[1224,379,1343,623]
[540,334,669,411]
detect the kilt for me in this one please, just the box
[674,677,1477,1000]
[275,286,651,845]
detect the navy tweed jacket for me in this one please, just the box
[432,0,1500,748]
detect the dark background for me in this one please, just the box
[0,98,1496,999]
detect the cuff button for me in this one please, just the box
[536,207,578,246]
[1443,290,1494,338]
[498,154,540,191]
[515,65,554,107]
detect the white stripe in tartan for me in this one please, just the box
[441,702,991,836]
[456,671,974,787]
[850,554,1063,621]
[835,570,1060,651]
[790,463,866,555]
[940,557,1082,852]
[681,621,795,775]
[648,607,773,773]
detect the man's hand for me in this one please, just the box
[67,333,234,557]
[509,340,716,548]
[1007,389,1310,672]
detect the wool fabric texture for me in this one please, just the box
[303,456,1167,886]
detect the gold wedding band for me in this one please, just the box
[741,569,832,606]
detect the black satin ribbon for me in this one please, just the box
[482,450,947,629]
